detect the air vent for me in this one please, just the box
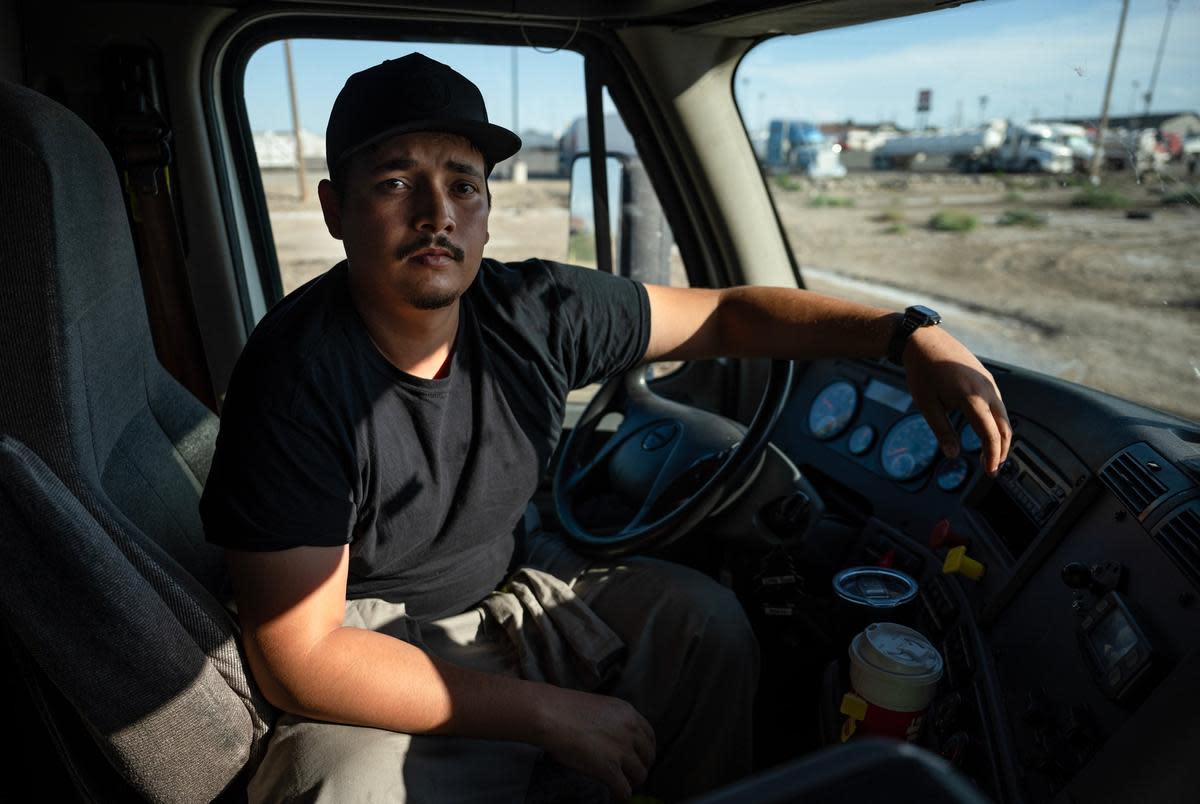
[1098,443,1187,520]
[1153,502,1200,589]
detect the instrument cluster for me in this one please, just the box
[805,376,984,492]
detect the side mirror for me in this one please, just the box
[568,153,674,286]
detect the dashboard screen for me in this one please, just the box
[1092,607,1139,672]
[865,380,912,412]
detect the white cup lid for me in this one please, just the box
[859,622,944,676]
[849,623,944,712]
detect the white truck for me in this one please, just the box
[1096,127,1170,173]
[872,120,1074,173]
[1184,135,1200,175]
[1045,123,1096,172]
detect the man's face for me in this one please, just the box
[319,131,489,313]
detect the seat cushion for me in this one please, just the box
[0,435,266,803]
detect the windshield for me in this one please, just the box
[736,0,1199,422]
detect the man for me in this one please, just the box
[201,54,1010,802]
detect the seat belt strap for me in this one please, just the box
[105,48,218,412]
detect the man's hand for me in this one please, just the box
[534,685,656,800]
[902,326,1012,475]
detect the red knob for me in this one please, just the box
[930,518,970,549]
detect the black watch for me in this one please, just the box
[887,305,941,366]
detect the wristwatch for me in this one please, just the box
[887,305,941,366]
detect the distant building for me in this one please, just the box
[252,130,325,169]
[1045,111,1199,138]
[493,129,561,179]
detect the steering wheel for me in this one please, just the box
[553,360,795,556]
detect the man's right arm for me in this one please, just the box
[226,544,655,799]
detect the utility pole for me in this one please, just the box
[283,40,307,202]
[1143,0,1180,124]
[510,47,526,183]
[1090,0,1130,183]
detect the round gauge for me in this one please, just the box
[880,414,940,481]
[848,424,876,455]
[808,381,859,440]
[960,423,982,453]
[936,456,971,492]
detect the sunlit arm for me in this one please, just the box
[641,284,1012,475]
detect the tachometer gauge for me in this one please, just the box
[936,456,971,491]
[960,423,982,453]
[880,414,940,481]
[848,424,875,455]
[808,381,859,440]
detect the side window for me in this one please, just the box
[737,2,1199,421]
[242,40,689,301]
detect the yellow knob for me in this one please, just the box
[943,545,986,581]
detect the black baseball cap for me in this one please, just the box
[325,53,522,177]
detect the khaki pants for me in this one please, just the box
[247,534,759,803]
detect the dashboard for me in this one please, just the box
[754,357,1200,803]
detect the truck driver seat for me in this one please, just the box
[0,80,273,801]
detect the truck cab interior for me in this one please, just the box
[1,1,1197,802]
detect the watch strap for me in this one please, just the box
[887,305,941,366]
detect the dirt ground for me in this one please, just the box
[260,166,1199,421]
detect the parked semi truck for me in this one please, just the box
[872,120,1073,173]
[765,119,847,178]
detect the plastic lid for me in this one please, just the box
[848,623,944,712]
[857,623,944,676]
[832,566,919,608]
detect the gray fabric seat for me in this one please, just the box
[0,80,273,801]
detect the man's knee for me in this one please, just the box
[250,717,540,804]
[629,558,758,673]
[249,718,411,803]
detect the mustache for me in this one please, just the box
[396,234,465,263]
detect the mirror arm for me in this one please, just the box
[584,60,613,274]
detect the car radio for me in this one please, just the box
[995,443,1068,526]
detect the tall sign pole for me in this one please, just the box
[1143,0,1180,123]
[1090,0,1131,183]
[510,47,526,183]
[284,40,307,202]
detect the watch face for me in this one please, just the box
[909,305,941,326]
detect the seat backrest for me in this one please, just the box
[0,80,273,801]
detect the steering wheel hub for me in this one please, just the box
[553,361,794,556]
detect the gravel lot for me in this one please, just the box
[261,166,1199,421]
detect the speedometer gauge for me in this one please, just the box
[880,414,940,481]
[808,381,859,440]
[848,424,875,455]
[960,423,982,453]
[936,456,971,491]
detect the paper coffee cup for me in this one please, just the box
[848,622,943,741]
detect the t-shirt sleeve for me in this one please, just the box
[200,393,357,552]
[542,261,651,389]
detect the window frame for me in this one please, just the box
[203,8,721,335]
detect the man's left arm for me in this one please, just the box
[641,284,1012,476]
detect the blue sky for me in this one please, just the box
[244,0,1199,138]
[245,41,588,138]
[738,0,1200,129]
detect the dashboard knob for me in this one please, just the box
[760,491,812,538]
[930,518,970,549]
[943,546,986,581]
[1061,562,1093,590]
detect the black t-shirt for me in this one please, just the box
[200,258,650,622]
